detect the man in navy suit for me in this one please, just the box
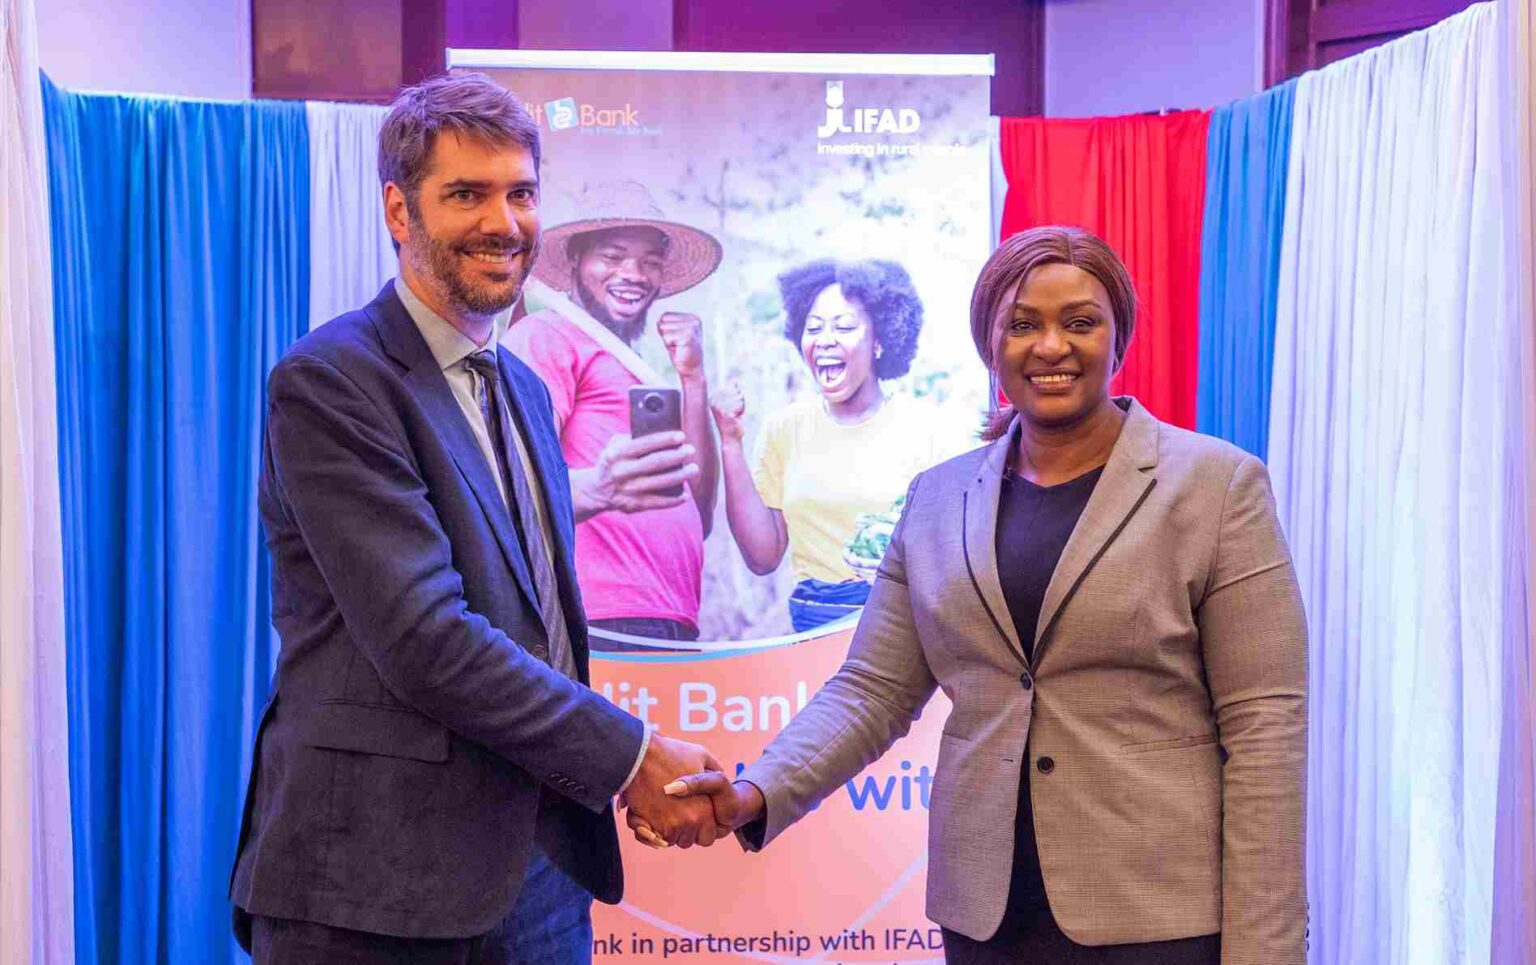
[229,72,720,964]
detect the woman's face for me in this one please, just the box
[800,284,879,405]
[993,262,1118,430]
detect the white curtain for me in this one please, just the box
[987,115,1006,250]
[1268,5,1519,963]
[0,0,75,960]
[306,102,394,330]
[1494,0,1536,960]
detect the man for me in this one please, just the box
[504,183,722,646]
[229,73,720,964]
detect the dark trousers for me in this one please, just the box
[942,918,1220,964]
[787,577,871,633]
[250,847,592,965]
[589,616,699,652]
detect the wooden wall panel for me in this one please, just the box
[255,0,403,102]
[253,0,518,103]
[1266,0,1479,85]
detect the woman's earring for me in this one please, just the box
[875,345,884,359]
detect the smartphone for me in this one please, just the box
[628,386,685,498]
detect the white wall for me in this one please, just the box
[1044,0,1264,117]
[37,0,251,99]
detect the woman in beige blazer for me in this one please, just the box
[647,226,1308,964]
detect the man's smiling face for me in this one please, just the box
[571,226,668,343]
[392,132,541,324]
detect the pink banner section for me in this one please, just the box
[591,629,950,965]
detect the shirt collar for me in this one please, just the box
[394,276,512,371]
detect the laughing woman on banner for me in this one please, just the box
[710,258,955,632]
[658,227,1308,963]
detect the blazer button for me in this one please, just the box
[1019,673,1033,690]
[1036,756,1055,774]
[531,645,549,660]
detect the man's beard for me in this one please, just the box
[575,281,650,344]
[412,210,536,317]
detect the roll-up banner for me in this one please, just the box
[451,48,993,963]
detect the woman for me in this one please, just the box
[711,258,954,632]
[653,228,1308,962]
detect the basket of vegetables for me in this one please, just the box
[842,493,907,583]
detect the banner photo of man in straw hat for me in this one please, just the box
[505,181,724,649]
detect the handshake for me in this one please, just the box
[619,733,766,849]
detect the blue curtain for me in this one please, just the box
[1195,81,1296,457]
[43,77,308,964]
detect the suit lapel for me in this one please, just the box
[1032,399,1160,661]
[368,286,543,617]
[963,431,1028,666]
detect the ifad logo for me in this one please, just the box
[545,97,579,131]
[816,80,920,138]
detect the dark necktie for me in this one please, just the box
[464,351,575,678]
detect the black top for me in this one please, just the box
[995,465,1104,666]
[994,465,1102,924]
[958,464,1220,961]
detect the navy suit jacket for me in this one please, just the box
[230,283,645,942]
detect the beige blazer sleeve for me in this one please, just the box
[1200,454,1308,963]
[737,475,939,848]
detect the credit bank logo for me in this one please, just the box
[816,80,920,138]
[536,96,643,133]
[545,97,579,130]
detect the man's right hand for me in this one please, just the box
[571,431,698,521]
[622,734,725,849]
[624,769,764,852]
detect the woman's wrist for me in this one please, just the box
[731,780,767,825]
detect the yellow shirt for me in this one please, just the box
[752,394,960,584]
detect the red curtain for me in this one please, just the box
[998,113,1210,429]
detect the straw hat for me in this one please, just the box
[532,181,723,298]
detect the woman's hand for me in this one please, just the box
[624,771,766,849]
[665,772,765,831]
[709,384,748,445]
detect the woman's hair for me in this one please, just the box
[970,226,1138,440]
[777,259,924,380]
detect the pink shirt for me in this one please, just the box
[503,309,704,628]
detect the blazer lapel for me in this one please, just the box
[368,286,543,617]
[963,430,1028,666]
[1032,399,1160,660]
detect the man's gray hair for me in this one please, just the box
[378,72,541,209]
